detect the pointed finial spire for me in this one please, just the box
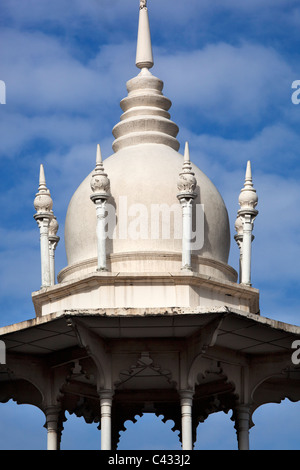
[177,142,197,197]
[236,161,258,287]
[245,160,252,182]
[39,164,47,190]
[238,160,258,212]
[33,164,53,288]
[96,143,103,170]
[136,0,154,70]
[184,141,191,164]
[90,144,110,199]
[34,164,53,214]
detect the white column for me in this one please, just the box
[241,215,253,286]
[95,200,108,271]
[38,217,51,288]
[90,144,110,272]
[180,390,194,450]
[180,198,193,270]
[45,406,60,450]
[49,242,55,286]
[177,142,197,271]
[237,161,258,286]
[234,405,250,450]
[49,237,59,285]
[235,236,243,283]
[100,391,113,450]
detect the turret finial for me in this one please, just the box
[33,164,54,289]
[34,164,53,214]
[90,144,110,198]
[236,160,258,287]
[238,160,258,213]
[177,142,197,197]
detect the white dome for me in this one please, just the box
[60,142,235,283]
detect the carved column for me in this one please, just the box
[95,200,108,271]
[33,164,53,289]
[36,217,51,288]
[180,390,194,450]
[45,406,61,450]
[90,144,111,272]
[234,404,251,450]
[180,198,193,270]
[48,212,60,286]
[99,390,114,450]
[240,214,254,286]
[234,215,243,283]
[237,161,258,287]
[177,142,197,271]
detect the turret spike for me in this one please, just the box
[245,160,253,188]
[184,142,190,163]
[96,144,102,165]
[39,164,47,191]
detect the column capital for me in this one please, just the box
[179,389,194,400]
[44,405,61,423]
[44,405,61,434]
[233,403,252,450]
[98,389,114,401]
[34,213,51,226]
[233,403,251,425]
[44,405,62,451]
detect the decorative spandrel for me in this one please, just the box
[115,352,175,390]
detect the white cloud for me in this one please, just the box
[156,42,293,126]
[0,28,133,113]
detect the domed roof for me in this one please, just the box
[59,3,234,284]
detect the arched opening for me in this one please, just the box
[194,410,236,450]
[60,412,100,450]
[0,400,45,450]
[117,413,181,450]
[251,399,300,450]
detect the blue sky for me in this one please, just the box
[0,0,300,450]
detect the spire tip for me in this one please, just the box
[96,144,102,164]
[184,142,190,162]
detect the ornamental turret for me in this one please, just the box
[177,142,197,271]
[34,164,54,288]
[90,144,111,272]
[236,161,258,286]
